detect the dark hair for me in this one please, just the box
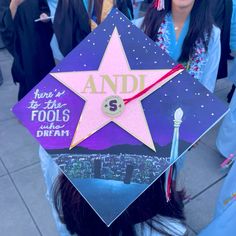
[53,171,185,236]
[141,0,214,63]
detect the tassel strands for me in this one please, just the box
[153,0,165,11]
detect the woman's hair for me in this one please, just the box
[141,0,214,63]
[53,171,185,236]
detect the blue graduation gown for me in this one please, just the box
[199,161,236,236]
[216,0,236,158]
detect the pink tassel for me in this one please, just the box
[165,165,173,202]
[153,0,165,11]
[220,153,236,169]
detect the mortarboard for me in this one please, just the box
[13,10,228,226]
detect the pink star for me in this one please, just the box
[51,28,182,151]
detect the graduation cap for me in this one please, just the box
[13,10,228,226]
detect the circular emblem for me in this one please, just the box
[102,95,125,118]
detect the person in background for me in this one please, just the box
[53,0,91,58]
[0,69,2,86]
[136,0,221,187]
[0,0,14,87]
[0,34,4,86]
[46,0,134,62]
[141,0,220,93]
[199,2,236,234]
[0,32,13,87]
[212,0,232,80]
[0,0,55,100]
[45,0,63,62]
[199,159,236,236]
[216,0,236,160]
[212,0,235,103]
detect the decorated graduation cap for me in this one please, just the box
[13,10,228,226]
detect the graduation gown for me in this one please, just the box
[53,0,91,57]
[0,0,55,100]
[199,161,236,236]
[212,0,233,79]
[0,0,14,52]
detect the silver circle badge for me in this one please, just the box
[102,95,125,118]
